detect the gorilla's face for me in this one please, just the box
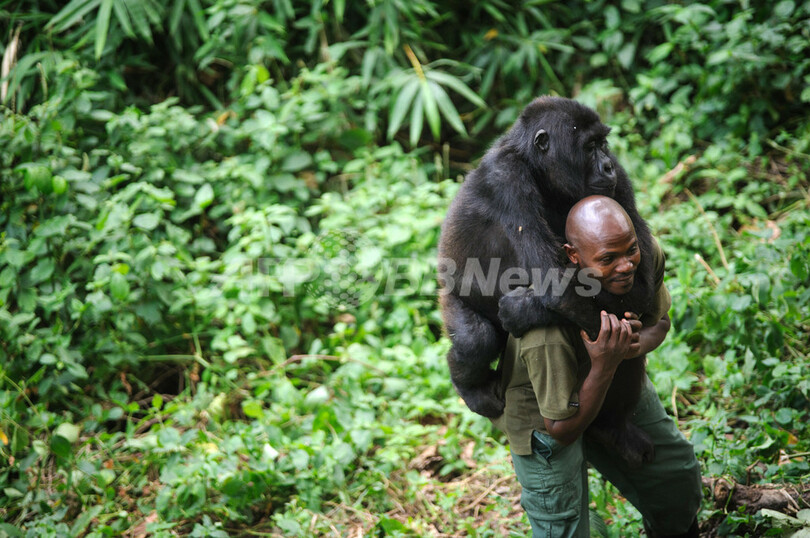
[518,97,622,203]
[583,136,618,196]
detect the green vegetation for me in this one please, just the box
[1,0,809,535]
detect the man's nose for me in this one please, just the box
[616,257,635,273]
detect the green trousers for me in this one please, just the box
[510,377,702,537]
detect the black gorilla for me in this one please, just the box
[438,96,658,464]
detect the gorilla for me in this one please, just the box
[438,96,658,463]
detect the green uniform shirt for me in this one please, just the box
[491,239,671,456]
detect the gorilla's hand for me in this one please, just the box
[535,279,604,341]
[498,286,561,337]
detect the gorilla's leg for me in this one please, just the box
[644,518,699,538]
[441,293,506,417]
[587,357,655,468]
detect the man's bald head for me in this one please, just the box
[565,195,635,249]
[564,195,640,296]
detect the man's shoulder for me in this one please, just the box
[519,323,579,350]
[652,237,666,267]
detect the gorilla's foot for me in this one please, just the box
[587,420,655,468]
[453,378,505,418]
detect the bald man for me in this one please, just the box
[491,196,701,537]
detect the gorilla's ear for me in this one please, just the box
[534,129,549,152]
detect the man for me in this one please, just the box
[491,195,701,537]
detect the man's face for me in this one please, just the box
[566,219,641,296]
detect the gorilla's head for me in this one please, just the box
[509,96,624,204]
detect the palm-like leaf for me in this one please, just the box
[385,47,486,146]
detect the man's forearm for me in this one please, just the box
[636,313,670,356]
[544,364,615,446]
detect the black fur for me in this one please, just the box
[438,96,658,465]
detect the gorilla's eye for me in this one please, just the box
[534,129,549,151]
[586,139,608,153]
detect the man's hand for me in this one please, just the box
[580,311,634,374]
[547,311,636,446]
[623,311,671,358]
[623,312,643,359]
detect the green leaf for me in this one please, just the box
[281,152,313,172]
[51,436,73,459]
[617,43,636,69]
[195,183,214,209]
[112,0,134,36]
[647,42,673,63]
[110,272,130,300]
[11,426,29,454]
[0,266,14,288]
[48,0,102,32]
[125,0,154,43]
[54,422,81,443]
[377,517,410,533]
[387,79,419,140]
[2,249,26,268]
[95,0,113,59]
[133,212,161,230]
[420,79,441,142]
[169,0,186,37]
[70,506,103,537]
[187,0,209,40]
[589,510,609,537]
[482,3,506,22]
[409,92,424,146]
[774,0,795,18]
[30,258,55,285]
[2,53,44,105]
[333,0,346,21]
[52,175,68,194]
[790,252,809,279]
[36,215,71,237]
[426,70,487,109]
[759,508,802,525]
[774,408,793,425]
[2,489,23,500]
[0,523,22,537]
[242,399,263,419]
[430,81,466,137]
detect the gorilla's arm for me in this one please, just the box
[498,277,605,339]
[477,154,614,338]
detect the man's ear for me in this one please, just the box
[564,243,579,265]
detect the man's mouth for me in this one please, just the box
[612,273,634,285]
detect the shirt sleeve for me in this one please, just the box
[644,238,672,326]
[521,341,580,421]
